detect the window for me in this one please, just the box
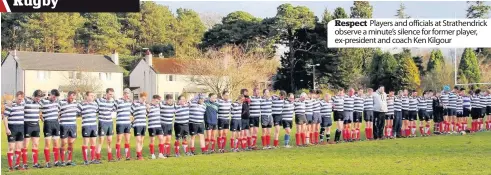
[174,92,180,100]
[69,72,81,79]
[99,72,112,80]
[37,71,50,80]
[133,93,139,100]
[167,75,175,82]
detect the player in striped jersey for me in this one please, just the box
[486,88,491,130]
[448,87,459,133]
[440,86,450,134]
[455,90,464,132]
[385,91,395,139]
[343,88,355,142]
[282,93,295,148]
[319,93,333,144]
[417,91,428,137]
[433,91,444,134]
[131,92,148,160]
[40,89,61,168]
[230,95,244,152]
[478,89,487,131]
[312,90,322,144]
[353,90,364,141]
[147,95,165,159]
[95,88,116,162]
[304,90,314,145]
[78,91,100,165]
[4,91,26,171]
[189,95,206,155]
[294,93,308,146]
[249,88,262,150]
[408,90,418,137]
[260,89,273,149]
[332,89,345,143]
[363,88,374,140]
[59,91,79,166]
[174,95,191,157]
[160,94,176,157]
[22,90,44,169]
[461,88,471,131]
[400,90,410,137]
[114,88,133,161]
[471,90,483,132]
[217,91,232,153]
[425,90,434,136]
[393,90,403,138]
[272,91,286,148]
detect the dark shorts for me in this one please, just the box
[230,120,241,131]
[82,125,98,138]
[174,123,189,139]
[282,120,293,129]
[343,111,353,124]
[133,126,146,137]
[306,114,313,124]
[334,111,344,122]
[481,108,487,118]
[60,125,77,139]
[295,114,307,125]
[395,111,402,120]
[402,110,409,120]
[24,122,40,138]
[205,123,218,131]
[161,124,173,136]
[116,124,131,134]
[189,123,205,135]
[418,110,427,121]
[148,127,164,137]
[98,122,113,136]
[241,119,250,130]
[273,114,282,126]
[471,108,481,120]
[313,113,322,124]
[353,112,362,122]
[385,114,394,120]
[218,119,230,130]
[457,112,464,117]
[408,111,418,121]
[487,107,491,115]
[321,117,332,127]
[7,125,24,142]
[261,115,273,128]
[447,108,456,116]
[43,120,60,137]
[426,111,434,120]
[364,110,374,122]
[463,108,471,118]
[249,117,260,127]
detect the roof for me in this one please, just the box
[7,51,124,73]
[151,58,187,74]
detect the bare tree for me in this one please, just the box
[64,71,103,99]
[199,12,223,30]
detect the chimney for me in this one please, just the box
[145,50,153,67]
[112,50,119,65]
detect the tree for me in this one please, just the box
[138,2,176,48]
[466,1,491,19]
[458,48,481,86]
[79,13,132,54]
[332,7,348,19]
[180,45,278,97]
[427,49,445,72]
[395,3,411,19]
[199,12,223,30]
[350,1,373,18]
[396,56,421,90]
[173,8,207,57]
[321,8,333,25]
[65,72,103,98]
[370,51,398,91]
[422,63,454,91]
[275,3,316,92]
[1,13,31,50]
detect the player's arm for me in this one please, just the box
[3,105,12,135]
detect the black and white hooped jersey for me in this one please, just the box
[353,95,364,113]
[78,102,98,127]
[260,97,273,116]
[394,97,402,112]
[456,96,463,113]
[387,96,394,115]
[401,96,409,111]
[231,102,243,120]
[3,102,25,125]
[483,94,490,107]
[147,103,161,128]
[271,96,284,115]
[448,92,457,109]
[189,103,206,123]
[463,96,471,109]
[408,97,418,111]
[40,98,60,121]
[294,100,306,116]
[282,100,295,121]
[478,95,487,108]
[24,98,41,123]
[160,103,176,125]
[363,95,373,111]
[218,99,232,120]
[304,98,314,115]
[96,97,116,123]
[174,104,190,124]
[343,95,354,111]
[440,93,449,108]
[332,95,344,112]
[115,98,132,125]
[59,100,79,125]
[319,99,333,117]
[417,97,426,110]
[312,99,321,114]
[471,95,481,109]
[131,101,147,127]
[426,97,433,112]
[250,96,262,117]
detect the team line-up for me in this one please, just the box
[3,85,491,171]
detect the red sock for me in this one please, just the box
[220,137,225,150]
[252,136,257,147]
[230,139,234,149]
[158,144,164,154]
[115,144,121,159]
[356,129,360,140]
[216,137,221,149]
[261,136,265,147]
[174,141,180,154]
[149,144,155,155]
[211,139,216,150]
[419,126,424,135]
[21,148,27,165]
[191,147,195,152]
[301,133,306,145]
[295,133,300,146]
[7,152,13,168]
[405,128,410,136]
[53,148,59,162]
[309,133,313,142]
[471,122,475,131]
[68,146,73,161]
[32,149,39,164]
[266,135,271,146]
[240,138,245,149]
[235,139,240,149]
[201,147,206,153]
[274,139,279,147]
[90,146,96,161]
[247,137,252,147]
[82,146,88,161]
[204,139,209,150]
[365,128,369,139]
[96,153,101,160]
[15,151,21,166]
[426,124,431,135]
[44,149,50,162]
[165,143,171,155]
[124,144,130,158]
[59,148,65,162]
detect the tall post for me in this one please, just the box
[313,66,316,90]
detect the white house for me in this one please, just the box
[1,51,125,99]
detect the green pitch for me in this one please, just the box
[2,119,490,174]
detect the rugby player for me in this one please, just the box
[40,89,61,168]
[304,90,314,145]
[363,88,374,140]
[408,90,418,137]
[249,88,262,150]
[4,91,26,171]
[131,92,148,160]
[217,91,232,153]
[281,93,295,148]
[417,91,428,136]
[230,95,244,152]
[319,93,333,144]
[174,95,191,157]
[440,86,450,134]
[260,89,273,149]
[385,90,395,138]
[78,91,100,165]
[393,90,403,138]
[59,91,79,166]
[22,90,44,168]
[343,88,355,142]
[461,88,471,131]
[146,95,165,159]
[312,90,322,144]
[240,89,252,150]
[189,95,206,155]
[448,87,459,134]
[95,88,116,162]
[114,88,133,160]
[353,90,364,141]
[271,91,286,148]
[401,89,410,137]
[294,93,308,146]
[160,94,176,157]
[332,89,345,143]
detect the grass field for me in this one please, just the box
[2,119,491,175]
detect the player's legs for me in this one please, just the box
[7,141,16,170]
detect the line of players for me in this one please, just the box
[3,86,491,171]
